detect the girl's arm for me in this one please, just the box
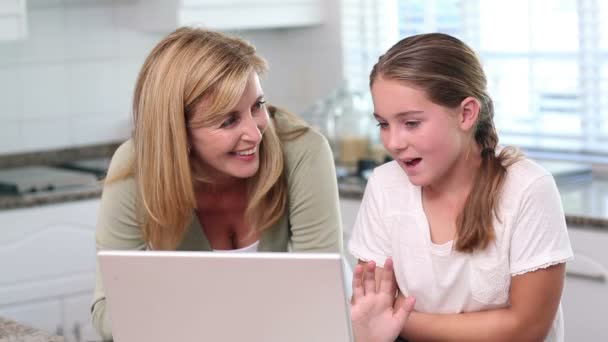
[401,263,565,342]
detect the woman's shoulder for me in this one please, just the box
[273,108,330,163]
[106,139,135,180]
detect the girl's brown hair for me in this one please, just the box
[370,33,520,253]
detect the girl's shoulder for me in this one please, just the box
[365,161,419,207]
[504,156,553,190]
[369,160,414,189]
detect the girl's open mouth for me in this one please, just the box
[405,158,422,167]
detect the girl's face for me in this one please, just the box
[371,77,477,187]
[189,72,269,184]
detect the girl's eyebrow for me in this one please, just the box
[373,110,424,120]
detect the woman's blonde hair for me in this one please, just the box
[121,27,288,250]
[370,33,521,253]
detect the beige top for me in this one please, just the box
[91,115,343,340]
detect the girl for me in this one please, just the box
[349,33,573,342]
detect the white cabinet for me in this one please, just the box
[561,227,608,341]
[340,197,361,269]
[0,198,102,342]
[0,0,27,41]
[130,0,323,32]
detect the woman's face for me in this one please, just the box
[189,72,269,184]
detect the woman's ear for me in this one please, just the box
[459,97,480,131]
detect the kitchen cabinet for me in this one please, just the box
[0,0,27,41]
[129,0,323,32]
[0,198,101,342]
[340,197,361,269]
[561,227,608,341]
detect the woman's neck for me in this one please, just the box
[197,179,247,195]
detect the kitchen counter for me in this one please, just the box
[0,143,116,210]
[339,172,608,231]
[0,317,65,342]
[0,185,102,210]
[2,144,608,229]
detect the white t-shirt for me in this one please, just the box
[348,158,573,342]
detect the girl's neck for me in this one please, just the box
[423,145,482,204]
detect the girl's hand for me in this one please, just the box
[350,258,416,342]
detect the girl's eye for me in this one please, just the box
[220,115,239,128]
[405,121,420,128]
[376,122,388,129]
[253,100,267,111]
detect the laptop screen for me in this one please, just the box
[98,250,353,342]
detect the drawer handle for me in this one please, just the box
[566,270,606,283]
[566,253,607,284]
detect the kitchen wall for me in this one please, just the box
[0,0,343,155]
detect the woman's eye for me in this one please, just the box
[220,116,239,128]
[253,100,267,111]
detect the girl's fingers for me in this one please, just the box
[379,258,396,294]
[363,261,377,295]
[394,295,416,322]
[352,264,365,302]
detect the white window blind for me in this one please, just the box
[342,0,608,153]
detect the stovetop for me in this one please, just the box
[0,166,99,195]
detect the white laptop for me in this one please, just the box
[98,250,353,342]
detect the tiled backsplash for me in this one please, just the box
[0,1,165,154]
[0,0,343,155]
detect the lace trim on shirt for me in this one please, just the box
[511,258,571,276]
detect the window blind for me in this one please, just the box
[341,0,608,153]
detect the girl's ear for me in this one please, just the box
[459,97,480,131]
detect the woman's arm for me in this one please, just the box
[284,129,343,253]
[91,141,146,340]
[401,262,565,342]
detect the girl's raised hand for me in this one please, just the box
[350,258,416,342]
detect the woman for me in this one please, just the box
[91,27,343,340]
[349,33,573,342]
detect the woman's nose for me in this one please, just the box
[242,114,263,142]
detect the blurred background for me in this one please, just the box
[1,0,607,341]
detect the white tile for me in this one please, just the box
[70,113,131,146]
[66,61,119,116]
[0,66,23,120]
[19,8,67,64]
[113,4,166,59]
[0,121,23,154]
[21,64,68,119]
[21,117,71,152]
[65,6,117,60]
[114,61,140,116]
[27,0,64,10]
[0,40,23,67]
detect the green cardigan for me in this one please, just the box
[91,113,344,340]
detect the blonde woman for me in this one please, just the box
[91,27,343,340]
